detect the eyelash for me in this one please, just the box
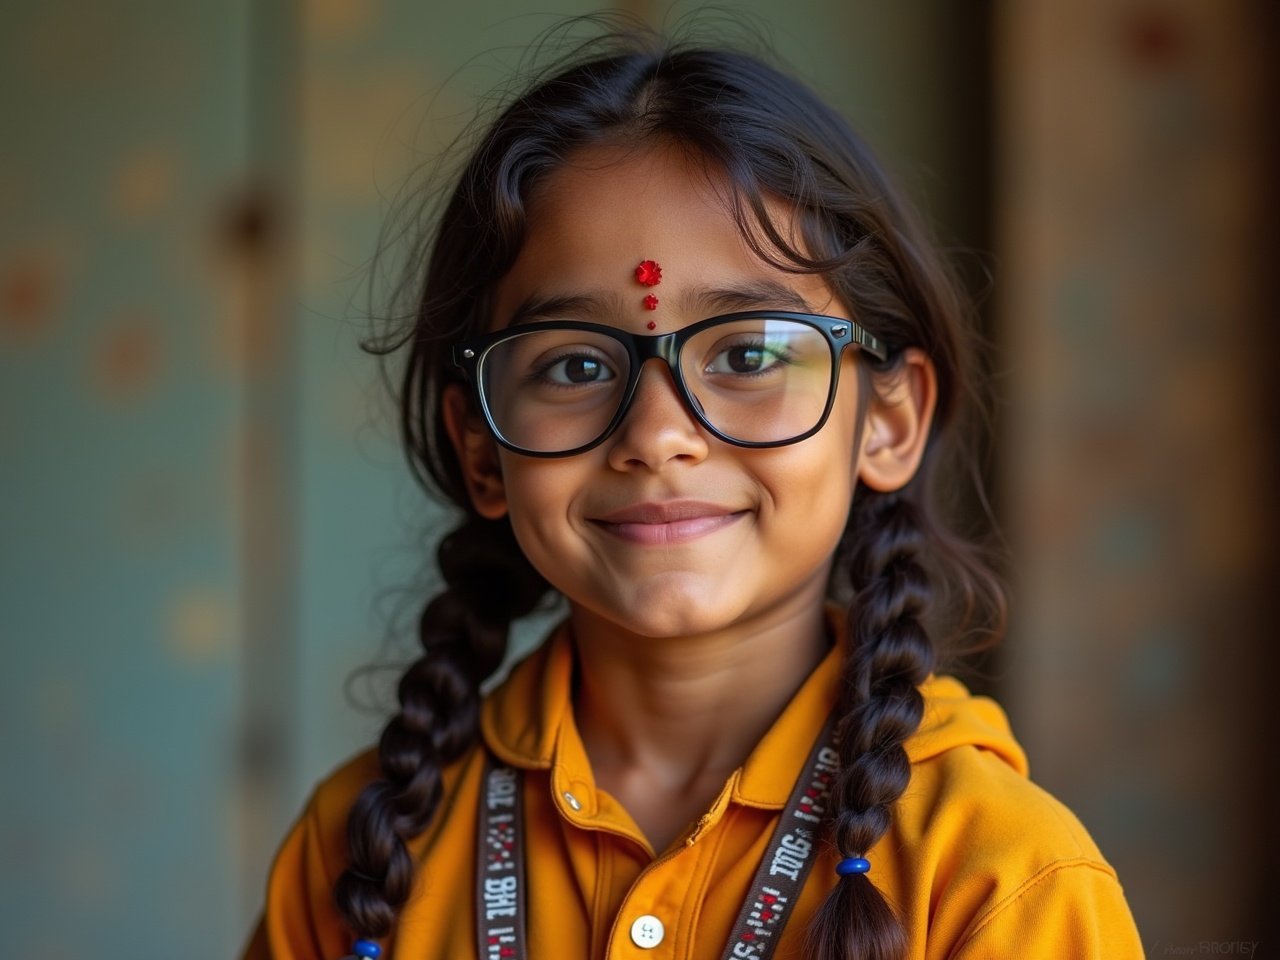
[527,350,616,386]
[703,339,796,374]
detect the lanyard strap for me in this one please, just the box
[476,761,528,960]
[718,715,838,960]
[475,716,838,960]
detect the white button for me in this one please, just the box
[563,791,582,811]
[630,914,665,949]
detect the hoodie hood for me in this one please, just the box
[906,674,1029,776]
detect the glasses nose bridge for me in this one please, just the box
[620,331,702,423]
[630,329,681,369]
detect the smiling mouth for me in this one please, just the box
[589,501,748,545]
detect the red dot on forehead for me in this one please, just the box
[635,260,662,286]
[643,294,658,310]
[646,320,656,330]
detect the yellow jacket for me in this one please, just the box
[243,626,1144,959]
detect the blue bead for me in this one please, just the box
[353,940,382,959]
[835,856,871,876]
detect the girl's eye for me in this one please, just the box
[539,353,617,385]
[704,340,789,375]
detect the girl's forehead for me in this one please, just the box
[491,142,834,328]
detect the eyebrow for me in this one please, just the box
[680,280,814,315]
[504,280,815,327]
[506,292,625,327]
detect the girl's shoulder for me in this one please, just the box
[905,674,1103,862]
[249,738,489,959]
[304,745,381,848]
[898,675,1142,957]
[301,729,492,880]
[904,674,1111,866]
[298,634,567,871]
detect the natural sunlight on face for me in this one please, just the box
[476,142,870,640]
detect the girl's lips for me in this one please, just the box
[589,501,747,545]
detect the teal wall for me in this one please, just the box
[0,3,987,957]
[1,2,252,955]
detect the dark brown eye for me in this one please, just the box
[564,357,606,382]
[539,353,617,385]
[726,345,765,372]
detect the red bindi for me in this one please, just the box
[636,260,661,320]
[635,260,662,286]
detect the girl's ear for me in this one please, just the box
[856,347,939,493]
[442,384,509,519]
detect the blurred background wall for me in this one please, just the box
[0,1,1274,957]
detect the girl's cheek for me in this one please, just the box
[501,459,590,536]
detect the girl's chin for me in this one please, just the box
[569,588,750,640]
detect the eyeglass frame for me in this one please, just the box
[451,309,889,458]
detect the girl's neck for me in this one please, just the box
[569,590,832,848]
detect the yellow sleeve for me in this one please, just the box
[238,793,352,960]
[949,858,1144,959]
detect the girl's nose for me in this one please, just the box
[605,360,710,471]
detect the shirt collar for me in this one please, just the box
[480,623,571,772]
[480,618,845,810]
[480,616,1026,813]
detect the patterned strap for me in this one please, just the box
[475,759,528,960]
[718,715,839,960]
[475,716,839,960]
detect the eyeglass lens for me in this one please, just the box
[477,317,833,453]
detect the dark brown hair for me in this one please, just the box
[345,21,1005,960]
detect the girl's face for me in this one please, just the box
[446,142,934,639]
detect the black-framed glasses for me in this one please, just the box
[452,310,887,458]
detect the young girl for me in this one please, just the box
[243,28,1143,960]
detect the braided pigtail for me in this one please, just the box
[334,515,549,939]
[809,490,936,960]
